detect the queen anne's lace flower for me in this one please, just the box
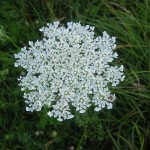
[14,21,125,121]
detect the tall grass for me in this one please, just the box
[0,0,149,149]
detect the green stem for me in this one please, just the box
[1,33,20,50]
[76,129,87,150]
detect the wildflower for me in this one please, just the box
[14,21,125,121]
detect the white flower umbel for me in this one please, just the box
[14,21,125,121]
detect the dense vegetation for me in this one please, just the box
[0,0,149,149]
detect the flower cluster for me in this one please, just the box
[14,21,124,121]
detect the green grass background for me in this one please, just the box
[0,0,150,149]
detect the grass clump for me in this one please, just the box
[0,0,149,149]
